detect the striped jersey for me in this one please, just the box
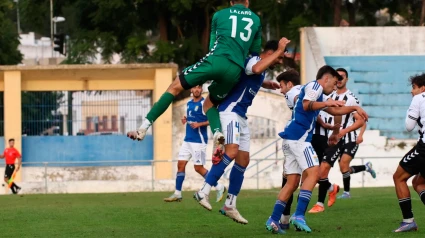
[285,85,302,110]
[279,81,324,142]
[184,98,208,144]
[313,95,330,137]
[406,92,425,142]
[327,89,360,143]
[218,56,266,118]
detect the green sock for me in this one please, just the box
[206,107,222,134]
[146,92,175,123]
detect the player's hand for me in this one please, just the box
[181,116,187,124]
[325,100,345,108]
[337,128,348,139]
[278,37,291,51]
[328,133,339,146]
[356,135,364,144]
[355,106,369,122]
[269,81,281,90]
[190,122,201,129]
[16,165,21,172]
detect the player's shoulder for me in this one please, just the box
[305,81,322,91]
[346,90,359,99]
[245,55,261,65]
[412,93,425,102]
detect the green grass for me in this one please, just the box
[0,187,424,237]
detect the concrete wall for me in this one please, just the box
[21,136,153,166]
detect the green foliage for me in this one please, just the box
[0,1,23,65]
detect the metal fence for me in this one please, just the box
[21,90,152,136]
[15,156,402,194]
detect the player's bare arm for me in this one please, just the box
[325,106,369,121]
[303,99,345,111]
[251,37,290,74]
[261,81,281,90]
[356,122,367,144]
[317,115,340,130]
[337,113,365,139]
[0,154,4,159]
[190,121,210,129]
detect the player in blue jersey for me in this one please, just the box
[265,65,369,234]
[164,85,226,202]
[193,38,290,223]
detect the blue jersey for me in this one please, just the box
[184,98,208,144]
[218,56,265,118]
[279,81,324,142]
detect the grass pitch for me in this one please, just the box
[1,187,424,237]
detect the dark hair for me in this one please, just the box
[264,40,279,52]
[336,68,348,78]
[409,73,425,87]
[8,138,14,142]
[316,65,343,81]
[276,69,300,86]
[231,0,245,3]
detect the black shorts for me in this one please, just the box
[4,164,15,179]
[399,140,425,176]
[311,134,328,164]
[323,141,359,167]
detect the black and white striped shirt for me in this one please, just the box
[406,92,425,142]
[327,89,360,143]
[313,94,330,137]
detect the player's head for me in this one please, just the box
[316,65,342,95]
[230,0,249,7]
[8,138,14,147]
[276,69,300,95]
[191,85,203,99]
[336,68,348,89]
[409,73,425,96]
[261,40,285,70]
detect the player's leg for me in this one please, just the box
[191,143,226,203]
[338,152,354,199]
[265,140,300,234]
[164,143,190,202]
[392,145,421,232]
[127,57,213,141]
[279,173,293,229]
[194,112,240,210]
[220,119,250,224]
[412,173,425,205]
[205,57,242,162]
[348,144,376,179]
[289,142,320,233]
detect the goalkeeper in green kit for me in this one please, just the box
[127,0,262,162]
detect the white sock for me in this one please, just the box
[328,185,334,192]
[215,183,224,191]
[225,194,237,208]
[403,218,414,223]
[343,191,350,195]
[139,118,151,130]
[316,202,324,207]
[174,190,181,196]
[280,215,290,224]
[200,182,212,196]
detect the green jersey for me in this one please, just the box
[209,4,262,69]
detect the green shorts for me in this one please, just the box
[179,55,241,103]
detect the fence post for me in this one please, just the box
[151,161,154,191]
[256,160,259,190]
[361,158,365,188]
[43,162,48,194]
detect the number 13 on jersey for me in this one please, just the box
[229,15,253,42]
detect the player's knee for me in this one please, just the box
[194,165,205,174]
[167,77,184,95]
[177,162,186,172]
[224,148,238,159]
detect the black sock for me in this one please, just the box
[318,178,331,203]
[342,171,351,192]
[350,165,366,174]
[10,184,16,193]
[399,198,414,220]
[420,190,425,205]
[12,183,19,190]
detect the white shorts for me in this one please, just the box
[178,142,207,165]
[220,112,250,152]
[282,139,320,175]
